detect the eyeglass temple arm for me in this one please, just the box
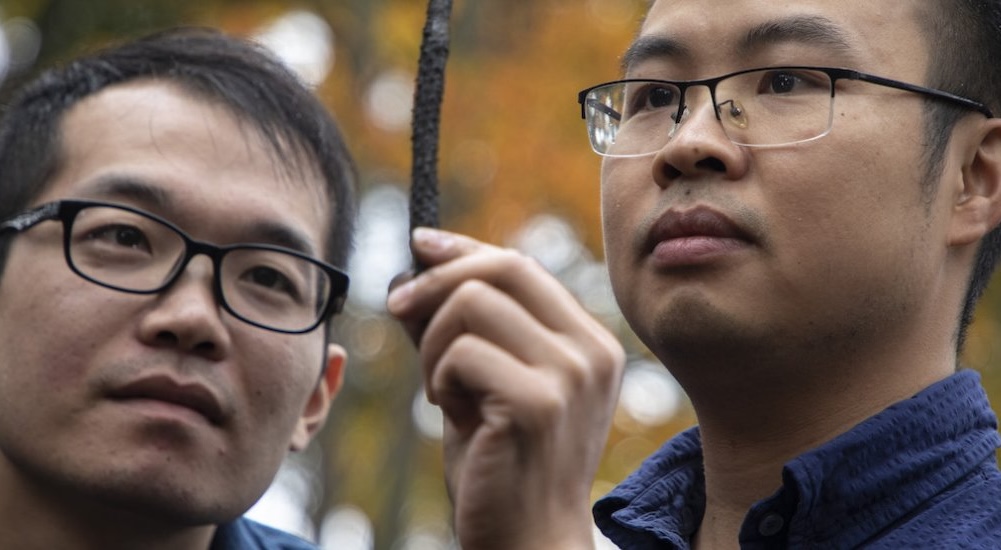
[580,97,622,122]
[329,294,347,315]
[0,202,60,234]
[852,71,995,118]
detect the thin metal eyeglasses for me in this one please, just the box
[578,66,995,157]
[0,199,350,334]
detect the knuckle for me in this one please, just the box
[557,347,593,389]
[496,248,544,277]
[452,279,492,305]
[447,332,482,359]
[525,377,570,421]
[559,332,626,387]
[429,334,480,393]
[594,337,627,379]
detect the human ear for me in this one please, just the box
[289,344,346,452]
[950,119,1001,246]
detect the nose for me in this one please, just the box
[668,85,723,138]
[652,86,749,187]
[136,256,231,360]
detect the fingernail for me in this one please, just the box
[413,227,454,252]
[387,280,415,313]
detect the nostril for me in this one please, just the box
[664,164,683,179]
[193,341,216,355]
[154,330,216,356]
[156,331,179,346]
[657,155,726,187]
[695,157,726,172]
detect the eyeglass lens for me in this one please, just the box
[66,205,331,332]
[584,68,836,156]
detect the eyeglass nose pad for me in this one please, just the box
[668,106,691,139]
[719,99,748,129]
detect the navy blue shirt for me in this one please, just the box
[211,517,318,549]
[594,370,1001,549]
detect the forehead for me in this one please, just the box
[42,80,331,252]
[632,0,928,77]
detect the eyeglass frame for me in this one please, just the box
[577,66,995,155]
[0,199,350,334]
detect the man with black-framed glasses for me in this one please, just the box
[1,200,349,335]
[0,28,357,549]
[389,0,1001,548]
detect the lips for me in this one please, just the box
[108,375,226,426]
[645,206,754,265]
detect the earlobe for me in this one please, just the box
[950,120,1001,246]
[289,344,346,452]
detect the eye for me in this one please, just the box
[767,72,798,94]
[241,266,301,299]
[622,82,680,119]
[645,85,677,108]
[86,224,152,252]
[756,70,828,95]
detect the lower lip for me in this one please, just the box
[650,236,749,268]
[114,398,213,426]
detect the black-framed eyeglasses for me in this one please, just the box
[578,66,995,157]
[0,200,350,334]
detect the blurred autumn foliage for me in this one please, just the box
[3,0,1001,548]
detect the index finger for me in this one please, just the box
[388,228,598,337]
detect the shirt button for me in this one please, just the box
[758,513,785,537]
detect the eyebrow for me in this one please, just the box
[621,15,857,73]
[621,35,689,73]
[739,15,856,57]
[87,175,173,210]
[84,175,319,256]
[244,222,318,257]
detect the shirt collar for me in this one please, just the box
[594,370,1001,548]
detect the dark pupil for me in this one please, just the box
[115,228,145,247]
[251,267,281,287]
[648,87,675,108]
[770,73,796,93]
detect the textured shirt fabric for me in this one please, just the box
[211,517,318,550]
[594,370,1001,549]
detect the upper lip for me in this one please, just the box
[108,375,227,426]
[645,206,754,253]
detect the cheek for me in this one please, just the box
[600,189,633,294]
[236,336,324,425]
[600,161,652,322]
[0,272,118,389]
[758,148,929,296]
[600,159,642,250]
[763,129,923,226]
[600,193,624,252]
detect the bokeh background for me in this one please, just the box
[1,1,1000,548]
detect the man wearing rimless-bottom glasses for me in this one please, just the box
[389,0,1001,548]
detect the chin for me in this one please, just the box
[66,460,265,526]
[636,296,772,365]
[106,484,252,526]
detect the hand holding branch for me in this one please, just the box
[388,228,625,549]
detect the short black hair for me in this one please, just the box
[0,26,357,273]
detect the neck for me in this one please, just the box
[665,321,958,547]
[0,459,217,550]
